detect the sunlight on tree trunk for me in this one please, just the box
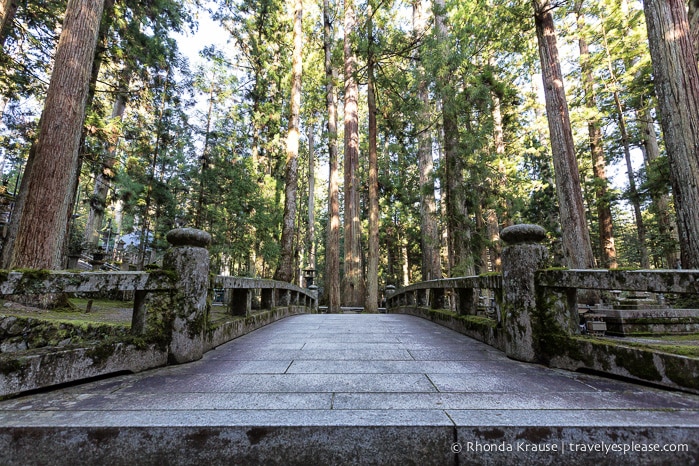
[324,0,341,313]
[532,0,595,270]
[10,0,106,271]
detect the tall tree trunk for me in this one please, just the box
[689,0,699,62]
[139,66,170,270]
[307,123,316,275]
[0,141,35,268]
[274,0,303,283]
[0,0,18,49]
[84,66,130,247]
[413,0,441,281]
[618,96,650,268]
[366,4,379,313]
[324,0,341,313]
[195,80,215,229]
[435,0,472,277]
[10,0,106,270]
[643,0,699,268]
[532,0,595,270]
[342,0,365,305]
[489,90,506,270]
[575,3,617,269]
[638,101,678,267]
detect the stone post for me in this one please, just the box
[308,284,319,312]
[163,228,211,364]
[501,224,548,363]
[385,285,396,310]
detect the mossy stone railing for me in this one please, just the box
[0,228,317,397]
[386,224,699,393]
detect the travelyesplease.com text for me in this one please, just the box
[451,441,690,455]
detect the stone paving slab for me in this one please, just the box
[1,313,698,465]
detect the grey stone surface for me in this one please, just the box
[0,314,698,465]
[500,223,547,244]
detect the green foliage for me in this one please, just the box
[0,0,681,290]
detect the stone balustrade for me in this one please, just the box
[387,224,699,393]
[0,228,317,397]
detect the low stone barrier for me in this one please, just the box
[387,224,699,394]
[0,228,317,398]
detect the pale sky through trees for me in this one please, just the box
[174,6,642,206]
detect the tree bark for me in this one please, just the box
[84,67,130,247]
[0,0,18,49]
[10,0,106,270]
[414,0,441,281]
[342,0,365,305]
[307,123,316,275]
[274,0,303,283]
[618,96,650,269]
[575,3,617,269]
[643,0,699,268]
[366,4,379,313]
[532,0,595,270]
[638,101,678,267]
[435,0,473,277]
[324,0,341,313]
[490,90,506,270]
[689,0,699,62]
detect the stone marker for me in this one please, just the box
[501,224,548,362]
[164,228,211,363]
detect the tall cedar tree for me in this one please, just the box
[574,1,617,268]
[532,0,595,270]
[10,0,105,269]
[643,0,699,268]
[274,0,303,283]
[342,0,366,305]
[414,0,441,280]
[366,1,379,313]
[324,0,341,312]
[435,0,472,277]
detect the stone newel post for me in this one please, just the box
[164,228,211,363]
[501,224,548,363]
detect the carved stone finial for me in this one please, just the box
[500,224,546,245]
[166,228,211,248]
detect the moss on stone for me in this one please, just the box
[146,269,178,288]
[143,292,175,351]
[187,311,207,338]
[663,356,699,389]
[610,345,663,381]
[0,357,27,376]
[85,341,119,365]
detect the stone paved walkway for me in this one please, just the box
[1,314,698,465]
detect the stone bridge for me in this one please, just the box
[0,225,697,464]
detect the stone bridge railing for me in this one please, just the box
[0,228,317,397]
[387,224,699,394]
